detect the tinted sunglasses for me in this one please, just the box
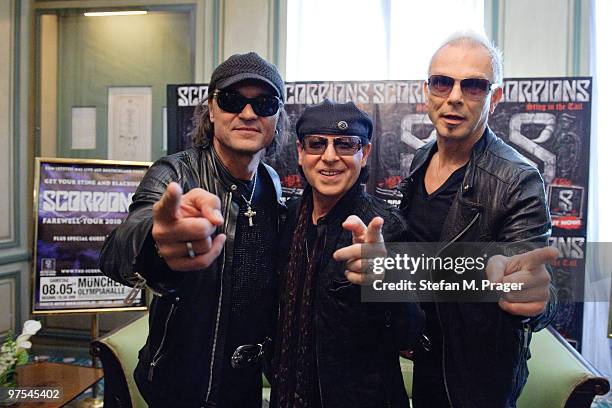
[213,90,282,117]
[303,135,363,156]
[427,75,498,100]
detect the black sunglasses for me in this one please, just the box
[427,75,498,100]
[303,135,363,156]
[213,90,282,117]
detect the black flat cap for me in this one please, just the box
[296,99,373,143]
[209,52,285,101]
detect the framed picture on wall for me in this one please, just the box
[71,106,97,150]
[32,157,151,314]
[107,86,152,161]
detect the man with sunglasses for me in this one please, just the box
[272,100,423,408]
[100,52,288,407]
[397,31,557,407]
[335,31,558,408]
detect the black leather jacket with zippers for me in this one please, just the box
[397,128,557,408]
[99,146,285,407]
[272,183,424,408]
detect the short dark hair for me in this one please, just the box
[190,95,290,157]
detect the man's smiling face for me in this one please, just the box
[298,135,371,206]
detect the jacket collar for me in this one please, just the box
[206,145,285,205]
[308,181,364,226]
[398,127,495,196]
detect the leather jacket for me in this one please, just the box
[397,128,557,408]
[273,183,424,408]
[99,146,285,407]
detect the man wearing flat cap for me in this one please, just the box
[100,52,289,407]
[271,100,424,408]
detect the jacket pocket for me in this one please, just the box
[147,297,180,382]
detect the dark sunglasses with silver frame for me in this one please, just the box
[213,89,283,117]
[427,74,499,100]
[302,135,363,156]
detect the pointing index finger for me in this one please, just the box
[522,246,559,269]
[506,246,559,275]
[154,182,183,222]
[342,215,368,244]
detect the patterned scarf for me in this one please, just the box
[273,189,321,407]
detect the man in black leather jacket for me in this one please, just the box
[99,52,289,407]
[398,32,558,407]
[272,100,424,408]
[336,31,559,408]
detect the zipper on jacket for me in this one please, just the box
[435,212,481,257]
[205,191,232,402]
[434,212,480,408]
[148,298,179,381]
[315,310,325,407]
[124,272,147,305]
[437,306,454,408]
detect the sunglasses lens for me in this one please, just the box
[252,96,281,117]
[216,91,247,113]
[334,137,362,155]
[428,75,454,97]
[216,91,281,117]
[304,136,328,154]
[460,78,491,98]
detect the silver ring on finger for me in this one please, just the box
[186,241,196,259]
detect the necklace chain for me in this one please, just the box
[240,171,257,227]
[240,171,257,205]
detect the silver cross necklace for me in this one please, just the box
[240,171,258,227]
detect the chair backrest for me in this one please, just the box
[91,314,149,408]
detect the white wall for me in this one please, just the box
[493,0,590,77]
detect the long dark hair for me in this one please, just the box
[190,95,290,157]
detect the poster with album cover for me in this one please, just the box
[32,158,150,314]
[167,77,592,346]
[489,77,592,349]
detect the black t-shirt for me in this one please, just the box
[404,156,466,408]
[407,164,467,244]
